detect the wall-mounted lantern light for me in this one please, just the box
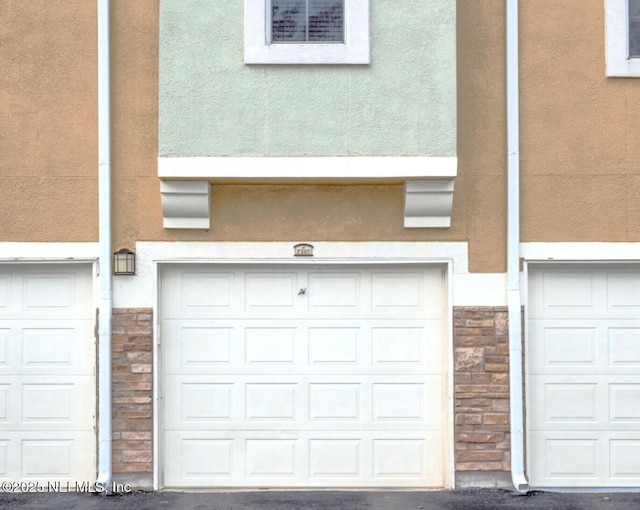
[113,248,136,276]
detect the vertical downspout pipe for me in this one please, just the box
[96,0,112,491]
[506,0,529,493]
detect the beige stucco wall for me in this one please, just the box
[457,0,507,272]
[0,1,98,241]
[111,2,469,247]
[520,0,640,241]
[1,0,512,273]
[124,0,506,274]
[9,1,640,268]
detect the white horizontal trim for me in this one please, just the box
[158,156,457,180]
[138,241,469,268]
[521,242,640,261]
[0,242,99,261]
[113,241,507,308]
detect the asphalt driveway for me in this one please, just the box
[1,489,640,510]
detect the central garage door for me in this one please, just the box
[160,264,448,488]
[0,264,95,482]
[528,265,640,488]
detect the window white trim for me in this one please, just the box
[244,0,370,64]
[605,0,640,76]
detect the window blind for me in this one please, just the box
[271,0,344,43]
[630,0,640,57]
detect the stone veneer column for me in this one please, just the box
[112,308,153,474]
[453,306,511,476]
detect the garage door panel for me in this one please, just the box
[534,271,597,317]
[0,266,95,483]
[162,271,237,319]
[607,273,640,311]
[0,276,9,310]
[608,326,640,367]
[246,272,299,311]
[162,265,447,487]
[610,439,640,480]
[0,330,8,366]
[529,320,640,375]
[165,374,436,431]
[530,432,640,487]
[0,321,94,376]
[308,272,361,311]
[528,321,599,372]
[528,265,640,487]
[609,383,640,423]
[309,439,362,477]
[23,274,76,311]
[309,383,361,420]
[529,375,640,431]
[164,320,440,376]
[0,431,94,481]
[528,378,600,428]
[308,326,360,365]
[0,377,94,431]
[0,271,91,320]
[164,430,443,488]
[245,327,297,364]
[180,326,233,366]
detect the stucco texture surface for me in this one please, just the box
[519,0,640,241]
[456,0,506,272]
[159,0,456,157]
[0,0,98,241]
[111,0,161,251]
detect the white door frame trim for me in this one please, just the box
[153,254,455,489]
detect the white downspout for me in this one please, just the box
[96,0,112,491]
[507,0,529,493]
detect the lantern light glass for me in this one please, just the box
[113,249,135,276]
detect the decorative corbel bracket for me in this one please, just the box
[160,180,211,229]
[403,179,454,228]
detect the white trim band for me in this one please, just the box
[0,242,99,261]
[158,156,457,180]
[521,242,640,261]
[112,241,508,308]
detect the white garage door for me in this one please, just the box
[161,264,448,488]
[0,265,95,482]
[528,265,640,487]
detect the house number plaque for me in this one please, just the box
[293,243,314,257]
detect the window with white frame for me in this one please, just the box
[244,0,370,64]
[605,0,640,76]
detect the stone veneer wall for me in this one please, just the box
[112,308,153,473]
[454,306,511,472]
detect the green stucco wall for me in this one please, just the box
[159,0,456,157]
